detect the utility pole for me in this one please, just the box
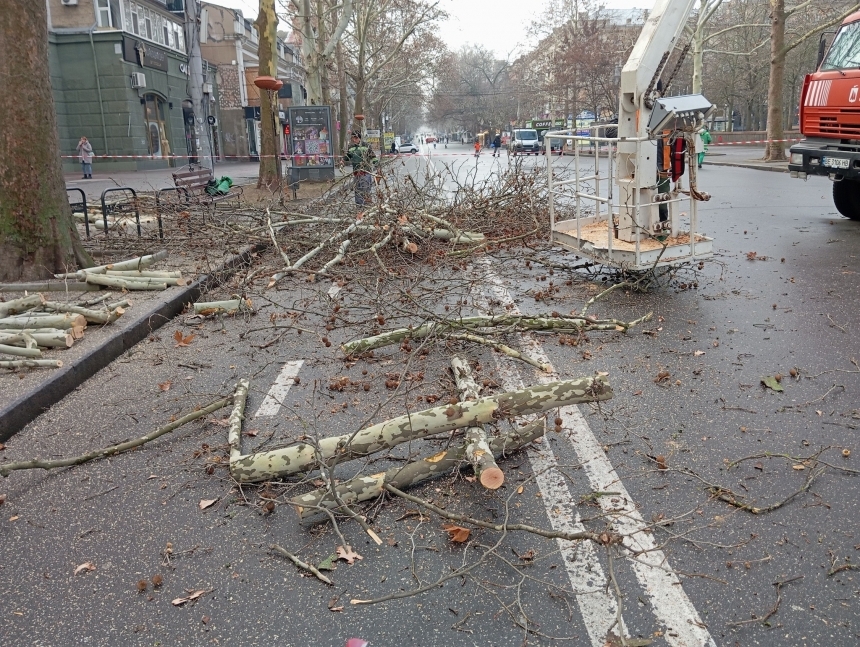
[184,0,213,169]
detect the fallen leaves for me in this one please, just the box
[74,562,96,576]
[173,330,196,348]
[171,589,209,606]
[336,545,363,565]
[442,524,472,543]
[198,499,217,511]
[654,370,670,384]
[158,380,172,392]
[761,376,784,392]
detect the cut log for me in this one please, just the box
[0,313,86,330]
[0,295,43,318]
[290,418,545,521]
[194,299,251,316]
[0,344,42,359]
[83,274,167,291]
[40,301,124,325]
[54,250,168,279]
[105,270,182,279]
[230,376,611,482]
[451,357,504,489]
[0,330,75,348]
[227,378,250,463]
[0,359,62,369]
[464,427,504,489]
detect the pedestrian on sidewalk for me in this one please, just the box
[695,126,712,169]
[77,136,94,178]
[344,131,378,206]
[492,134,502,157]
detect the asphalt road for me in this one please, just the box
[1,144,858,647]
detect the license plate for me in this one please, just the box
[823,157,850,169]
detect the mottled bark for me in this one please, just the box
[230,376,612,482]
[255,0,280,190]
[290,418,546,520]
[765,0,787,162]
[341,312,649,356]
[0,1,92,281]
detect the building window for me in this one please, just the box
[164,23,171,47]
[144,8,153,39]
[130,2,139,33]
[122,1,184,53]
[143,94,170,159]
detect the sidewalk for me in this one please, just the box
[703,144,789,173]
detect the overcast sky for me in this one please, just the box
[213,0,648,58]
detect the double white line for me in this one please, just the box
[479,262,716,647]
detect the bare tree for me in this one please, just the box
[256,0,280,189]
[765,0,859,161]
[0,1,91,280]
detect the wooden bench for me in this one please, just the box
[156,165,242,223]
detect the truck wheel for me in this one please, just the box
[833,180,860,220]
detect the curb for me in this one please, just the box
[0,242,268,441]
[705,160,789,174]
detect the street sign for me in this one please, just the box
[366,129,381,137]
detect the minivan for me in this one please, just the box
[510,129,540,155]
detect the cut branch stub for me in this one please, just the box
[290,419,546,521]
[230,376,611,483]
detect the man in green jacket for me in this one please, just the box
[344,131,379,205]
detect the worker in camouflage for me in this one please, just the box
[344,131,379,205]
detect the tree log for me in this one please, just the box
[0,330,74,348]
[341,313,652,356]
[54,250,167,279]
[0,294,43,318]
[290,418,545,521]
[0,313,86,330]
[230,376,611,482]
[0,359,62,369]
[83,274,167,291]
[451,357,503,489]
[227,378,249,463]
[0,343,42,358]
[40,300,124,325]
[105,270,182,279]
[194,299,251,316]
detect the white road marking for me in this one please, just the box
[254,360,304,418]
[492,362,624,647]
[480,262,717,647]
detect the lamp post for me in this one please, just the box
[254,75,283,183]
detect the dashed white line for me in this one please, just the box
[254,360,304,418]
[480,261,717,647]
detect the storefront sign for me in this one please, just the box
[123,37,169,72]
[287,106,333,168]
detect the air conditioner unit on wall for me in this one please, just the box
[130,72,146,89]
[60,0,79,5]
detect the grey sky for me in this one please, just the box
[211,0,647,58]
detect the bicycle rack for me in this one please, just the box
[67,187,90,239]
[100,187,141,237]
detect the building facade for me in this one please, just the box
[200,3,306,161]
[48,0,219,172]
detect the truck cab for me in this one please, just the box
[789,11,860,219]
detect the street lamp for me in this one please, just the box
[254,75,284,182]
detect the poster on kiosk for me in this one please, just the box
[287,106,335,181]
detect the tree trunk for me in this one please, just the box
[299,0,325,106]
[337,40,348,155]
[691,21,704,95]
[255,0,280,189]
[765,0,786,162]
[0,2,92,281]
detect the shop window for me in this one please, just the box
[143,94,171,159]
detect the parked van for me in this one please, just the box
[509,128,540,155]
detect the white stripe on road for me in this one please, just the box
[254,360,304,418]
[491,360,624,646]
[481,262,716,647]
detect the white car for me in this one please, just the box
[397,142,419,154]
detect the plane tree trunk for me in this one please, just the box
[0,2,92,281]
